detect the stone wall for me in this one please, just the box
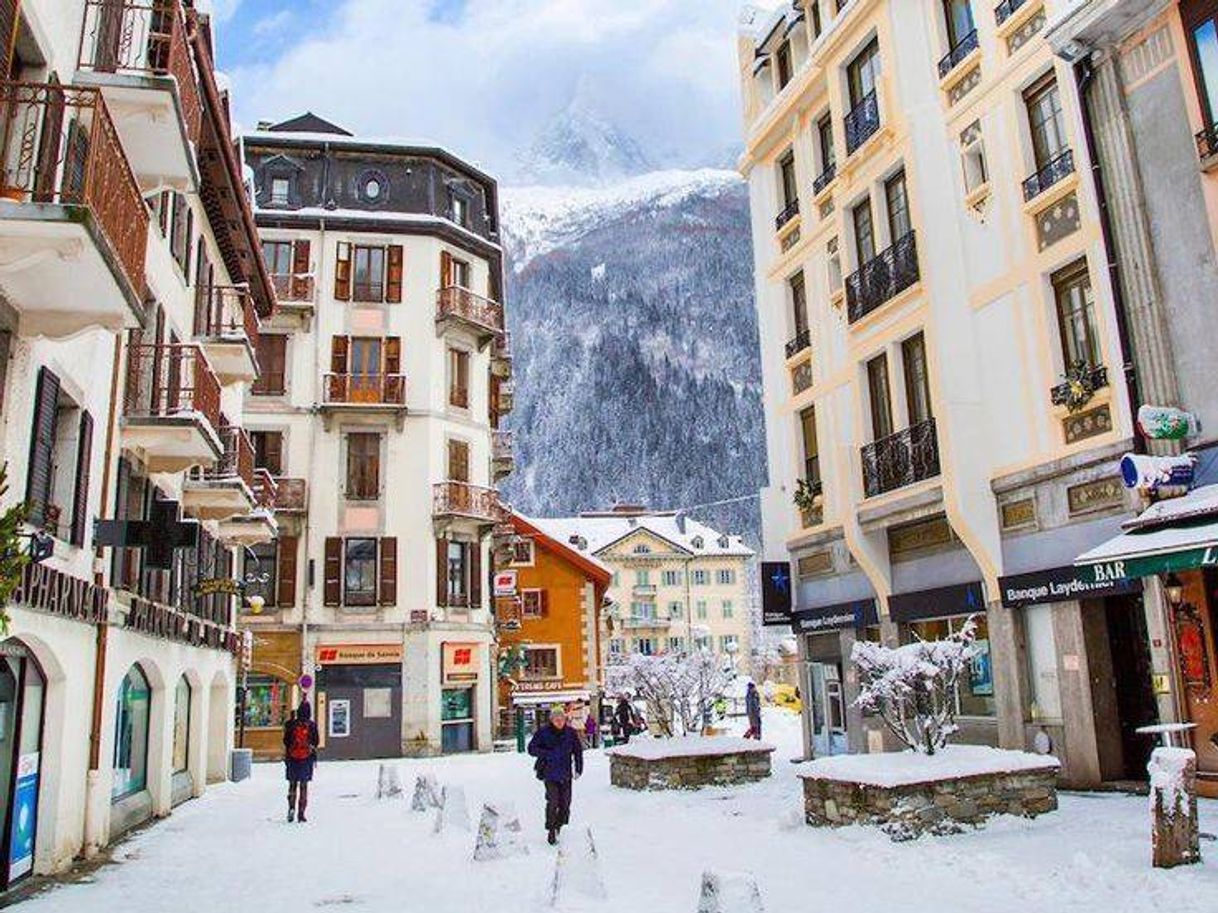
[801,766,1058,839]
[610,748,774,791]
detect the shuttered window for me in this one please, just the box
[291,240,311,299]
[324,537,396,607]
[334,242,352,301]
[323,537,342,606]
[252,335,286,395]
[346,433,380,500]
[447,439,470,482]
[277,536,298,608]
[26,367,60,529]
[449,349,470,409]
[71,411,94,547]
[379,537,397,606]
[386,246,404,303]
[251,430,284,475]
[436,538,449,608]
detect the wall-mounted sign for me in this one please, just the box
[442,642,481,684]
[889,581,986,623]
[93,499,198,570]
[999,565,1141,608]
[513,679,564,693]
[761,561,794,627]
[791,599,879,634]
[494,570,518,597]
[315,644,403,666]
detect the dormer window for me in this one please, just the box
[776,40,793,90]
[451,192,469,228]
[270,177,290,206]
[633,544,651,555]
[691,536,704,549]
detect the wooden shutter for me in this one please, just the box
[330,335,349,374]
[33,78,64,204]
[1,0,18,79]
[448,440,469,482]
[291,239,311,299]
[25,366,60,528]
[70,410,94,547]
[440,250,454,289]
[378,537,397,606]
[469,542,482,608]
[386,245,404,303]
[385,336,401,376]
[277,536,298,608]
[334,242,352,300]
[436,538,448,607]
[323,537,342,606]
[540,590,549,617]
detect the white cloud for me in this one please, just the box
[222,0,745,181]
[251,10,294,37]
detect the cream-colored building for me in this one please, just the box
[738,0,1177,785]
[532,509,755,674]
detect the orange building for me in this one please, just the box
[495,514,611,740]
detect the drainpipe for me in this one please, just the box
[1074,56,1146,454]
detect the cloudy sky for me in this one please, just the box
[212,0,752,180]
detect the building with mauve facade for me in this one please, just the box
[239,114,513,760]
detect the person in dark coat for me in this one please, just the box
[283,699,319,822]
[744,682,762,740]
[613,696,635,745]
[527,707,584,845]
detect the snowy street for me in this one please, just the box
[18,714,1218,913]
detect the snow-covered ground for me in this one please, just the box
[21,712,1218,913]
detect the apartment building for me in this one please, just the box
[0,0,271,885]
[239,115,512,759]
[524,508,755,674]
[738,0,1178,786]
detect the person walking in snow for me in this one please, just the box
[613,696,635,745]
[283,699,319,822]
[583,710,598,748]
[528,707,584,845]
[744,682,762,740]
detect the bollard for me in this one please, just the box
[1148,747,1202,869]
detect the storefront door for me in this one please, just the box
[441,688,475,753]
[1180,570,1218,796]
[0,644,44,888]
[1105,594,1160,780]
[807,662,847,757]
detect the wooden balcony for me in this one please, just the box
[122,343,222,472]
[194,284,259,384]
[182,424,256,520]
[436,286,504,348]
[492,430,515,480]
[492,331,513,379]
[0,81,148,338]
[273,477,308,514]
[76,0,202,189]
[433,482,505,530]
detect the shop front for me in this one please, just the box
[315,644,403,761]
[441,642,481,754]
[0,641,44,889]
[241,630,303,761]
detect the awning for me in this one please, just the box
[1075,518,1218,579]
[511,690,590,707]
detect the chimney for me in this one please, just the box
[675,512,687,533]
[256,119,273,131]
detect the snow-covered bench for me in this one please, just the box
[797,746,1060,839]
[607,737,775,790]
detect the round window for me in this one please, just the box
[365,179,381,200]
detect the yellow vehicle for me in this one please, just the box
[770,684,802,714]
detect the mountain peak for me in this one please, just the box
[516,91,654,187]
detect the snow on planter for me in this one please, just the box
[697,871,765,913]
[607,737,775,790]
[797,746,1059,840]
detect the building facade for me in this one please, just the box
[528,508,755,673]
[239,115,512,759]
[738,0,1182,786]
[494,513,610,741]
[0,0,270,885]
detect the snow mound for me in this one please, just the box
[797,745,1060,788]
[698,870,766,913]
[607,736,775,761]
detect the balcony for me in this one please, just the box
[775,199,800,232]
[1197,123,1218,169]
[633,584,658,598]
[436,286,504,348]
[1022,149,1075,203]
[812,164,836,197]
[492,332,513,379]
[861,418,941,499]
[182,424,256,520]
[492,430,515,480]
[76,0,201,189]
[785,328,811,360]
[194,284,259,384]
[122,343,222,472]
[433,482,505,530]
[321,374,408,416]
[273,478,308,514]
[270,272,315,306]
[995,0,1031,28]
[846,231,920,324]
[0,82,148,338]
[496,380,516,415]
[624,614,668,630]
[844,90,881,156]
[938,30,979,80]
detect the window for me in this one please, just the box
[662,570,681,587]
[1024,604,1063,721]
[817,114,836,177]
[511,539,535,565]
[853,198,876,264]
[696,600,708,620]
[1188,9,1218,128]
[262,240,293,277]
[695,634,712,651]
[635,569,651,586]
[112,665,151,801]
[252,335,286,396]
[449,348,470,409]
[169,193,192,275]
[609,639,624,658]
[668,601,683,619]
[716,569,736,585]
[1053,260,1100,368]
[942,0,975,49]
[867,353,894,440]
[632,543,652,555]
[172,676,191,774]
[691,569,709,586]
[907,616,995,717]
[242,541,278,610]
[722,600,734,619]
[779,150,798,209]
[270,177,290,205]
[524,647,559,679]
[26,367,92,545]
[776,39,793,90]
[636,638,655,656]
[847,38,881,108]
[250,431,284,476]
[885,169,911,242]
[447,439,470,483]
[451,193,469,227]
[720,634,739,653]
[668,636,685,653]
[790,271,808,339]
[827,237,843,291]
[1024,73,1068,170]
[902,333,933,425]
[961,122,988,194]
[447,540,470,606]
[631,601,656,622]
[522,589,545,618]
[243,673,292,728]
[352,245,386,302]
[612,572,620,588]
[344,538,379,607]
[346,433,381,500]
[801,406,820,486]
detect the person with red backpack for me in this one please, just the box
[283,700,319,822]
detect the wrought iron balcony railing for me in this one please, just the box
[1050,363,1109,407]
[194,284,259,346]
[1022,149,1075,202]
[0,81,149,299]
[77,0,202,145]
[1197,123,1218,162]
[432,482,504,524]
[124,343,221,432]
[437,286,504,335]
[270,272,315,304]
[845,231,919,324]
[812,163,836,196]
[844,90,880,155]
[994,0,1030,27]
[861,418,941,498]
[252,468,278,510]
[785,328,812,360]
[775,198,800,232]
[200,424,254,489]
[938,29,979,79]
[323,373,407,406]
[273,478,307,513]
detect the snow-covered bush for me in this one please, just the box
[605,650,732,737]
[851,617,980,755]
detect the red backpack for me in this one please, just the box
[287,721,312,761]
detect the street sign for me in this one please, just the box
[494,570,518,596]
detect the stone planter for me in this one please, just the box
[798,746,1059,839]
[608,737,775,790]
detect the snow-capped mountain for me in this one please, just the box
[515,95,655,187]
[500,168,766,542]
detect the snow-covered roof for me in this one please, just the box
[512,513,613,576]
[1124,483,1218,530]
[529,512,753,560]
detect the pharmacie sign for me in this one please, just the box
[1082,545,1218,583]
[1000,565,1141,608]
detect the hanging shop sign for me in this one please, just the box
[1119,453,1195,496]
[442,642,481,684]
[761,561,794,627]
[1138,405,1200,441]
[790,599,879,634]
[93,499,198,570]
[493,570,518,597]
[888,581,986,623]
[999,565,1141,608]
[315,644,403,666]
[194,577,243,597]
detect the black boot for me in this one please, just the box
[547,828,557,845]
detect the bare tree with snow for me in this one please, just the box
[605,650,733,737]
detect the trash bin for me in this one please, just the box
[230,748,254,782]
